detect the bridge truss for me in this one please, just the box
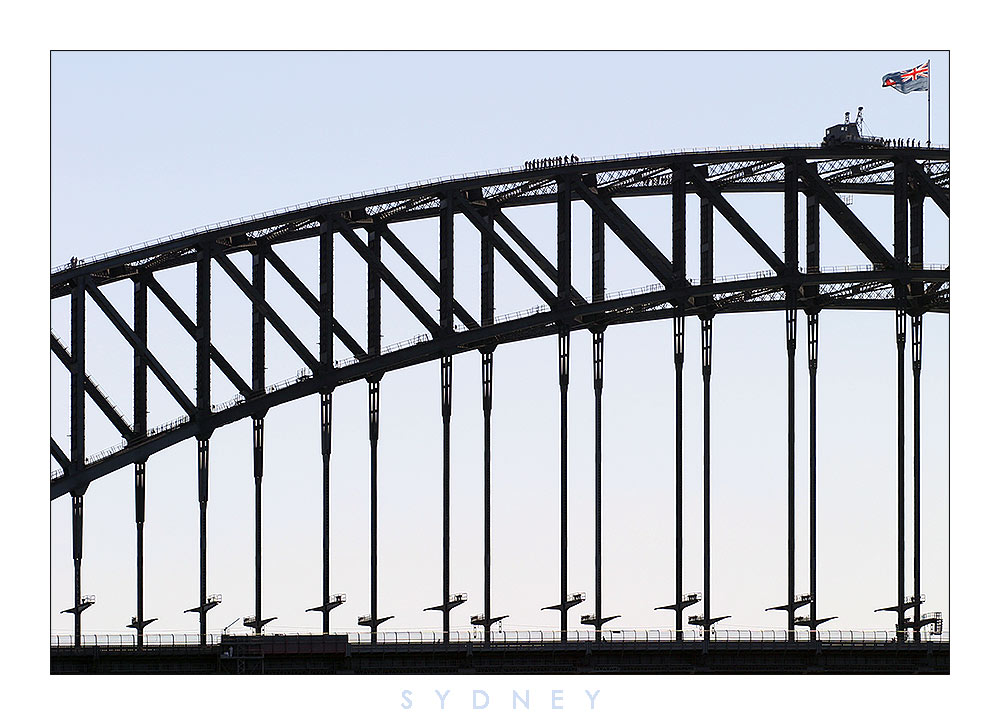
[51,146,949,654]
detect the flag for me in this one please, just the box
[882,62,929,94]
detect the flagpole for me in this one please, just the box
[927,59,931,147]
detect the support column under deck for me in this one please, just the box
[559,327,570,642]
[135,461,147,646]
[786,305,797,637]
[321,392,332,633]
[368,378,381,643]
[72,493,84,646]
[593,329,605,636]
[673,316,685,637]
[701,317,713,645]
[482,350,494,644]
[197,438,210,645]
[252,417,264,634]
[441,355,453,642]
[807,312,819,642]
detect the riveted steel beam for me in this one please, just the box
[440,195,455,334]
[592,210,605,302]
[319,229,335,368]
[481,213,495,326]
[70,279,86,476]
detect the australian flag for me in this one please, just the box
[882,62,929,93]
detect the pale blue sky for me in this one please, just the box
[50,50,950,638]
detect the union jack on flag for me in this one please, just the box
[882,61,929,94]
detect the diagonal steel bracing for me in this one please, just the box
[493,209,588,306]
[144,275,252,398]
[51,333,135,440]
[376,220,480,331]
[570,177,676,286]
[906,160,949,217]
[687,165,788,274]
[331,214,441,337]
[259,243,367,359]
[798,164,896,268]
[212,248,321,372]
[51,438,71,472]
[454,195,558,308]
[83,276,197,417]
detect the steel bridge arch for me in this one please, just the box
[51,144,949,645]
[51,145,949,497]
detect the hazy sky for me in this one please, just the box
[49,50,950,639]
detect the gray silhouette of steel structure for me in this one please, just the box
[51,145,949,661]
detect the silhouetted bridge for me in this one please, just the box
[51,144,949,673]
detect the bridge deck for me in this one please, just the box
[51,633,949,675]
